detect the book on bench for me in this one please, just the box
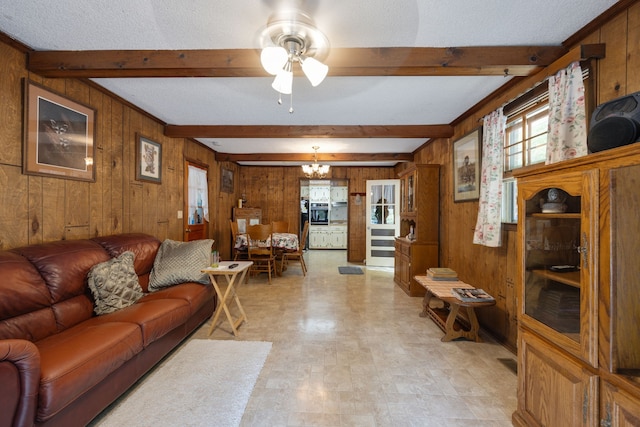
[451,288,495,302]
[427,267,458,281]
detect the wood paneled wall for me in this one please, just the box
[0,40,237,252]
[236,165,395,263]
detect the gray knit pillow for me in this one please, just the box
[148,239,214,291]
[87,251,144,315]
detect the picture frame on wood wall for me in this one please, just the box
[136,134,162,183]
[23,81,96,182]
[453,127,482,202]
[221,167,234,193]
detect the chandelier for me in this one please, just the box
[302,146,330,178]
[259,10,330,113]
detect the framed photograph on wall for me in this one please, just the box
[136,134,162,183]
[221,167,233,193]
[453,127,482,202]
[23,81,96,182]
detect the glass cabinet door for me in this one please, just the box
[519,170,598,366]
[407,172,415,213]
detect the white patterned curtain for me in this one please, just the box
[546,61,588,164]
[473,108,506,247]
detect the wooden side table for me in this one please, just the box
[414,276,496,342]
[202,261,252,336]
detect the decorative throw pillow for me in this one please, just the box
[148,239,214,291]
[87,251,144,315]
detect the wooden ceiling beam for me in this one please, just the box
[27,46,567,78]
[215,152,414,162]
[164,124,453,139]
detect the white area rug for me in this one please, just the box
[93,339,272,427]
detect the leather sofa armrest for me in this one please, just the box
[0,340,40,427]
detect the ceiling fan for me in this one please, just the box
[258,4,330,113]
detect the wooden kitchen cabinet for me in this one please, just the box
[330,186,348,203]
[309,226,329,248]
[309,182,330,202]
[394,238,438,296]
[329,225,347,248]
[512,144,640,427]
[309,225,346,249]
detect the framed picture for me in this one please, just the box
[136,134,162,183]
[23,81,96,181]
[221,167,233,193]
[453,127,482,202]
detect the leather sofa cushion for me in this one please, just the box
[96,299,191,347]
[0,252,56,341]
[36,321,143,422]
[11,240,110,335]
[141,282,214,315]
[12,240,110,304]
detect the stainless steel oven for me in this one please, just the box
[309,202,329,225]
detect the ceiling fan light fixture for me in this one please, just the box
[259,10,330,112]
[261,46,288,75]
[271,60,293,94]
[300,56,329,87]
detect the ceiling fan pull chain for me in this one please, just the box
[277,92,283,105]
[289,91,294,114]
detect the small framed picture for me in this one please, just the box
[453,127,482,202]
[136,134,162,183]
[221,167,233,193]
[23,81,96,182]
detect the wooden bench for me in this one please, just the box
[414,276,496,342]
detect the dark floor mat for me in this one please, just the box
[338,266,364,275]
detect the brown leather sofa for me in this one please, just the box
[0,233,216,427]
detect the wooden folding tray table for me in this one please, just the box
[202,261,253,337]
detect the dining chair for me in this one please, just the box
[246,223,277,284]
[271,220,289,233]
[230,220,248,261]
[281,220,309,276]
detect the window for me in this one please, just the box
[501,97,549,224]
[499,62,593,224]
[504,102,549,172]
[502,177,518,224]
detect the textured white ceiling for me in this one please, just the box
[0,0,619,165]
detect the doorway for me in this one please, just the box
[365,179,400,266]
[183,160,208,241]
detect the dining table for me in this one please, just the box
[235,232,299,275]
[234,232,299,252]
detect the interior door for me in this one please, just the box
[366,179,400,266]
[184,160,208,241]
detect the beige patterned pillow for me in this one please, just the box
[148,239,214,291]
[87,251,144,315]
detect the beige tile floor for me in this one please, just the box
[192,250,518,427]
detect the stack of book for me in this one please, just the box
[451,288,495,302]
[426,267,458,281]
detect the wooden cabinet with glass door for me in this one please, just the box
[514,167,598,427]
[518,170,598,367]
[394,164,440,296]
[512,144,640,427]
